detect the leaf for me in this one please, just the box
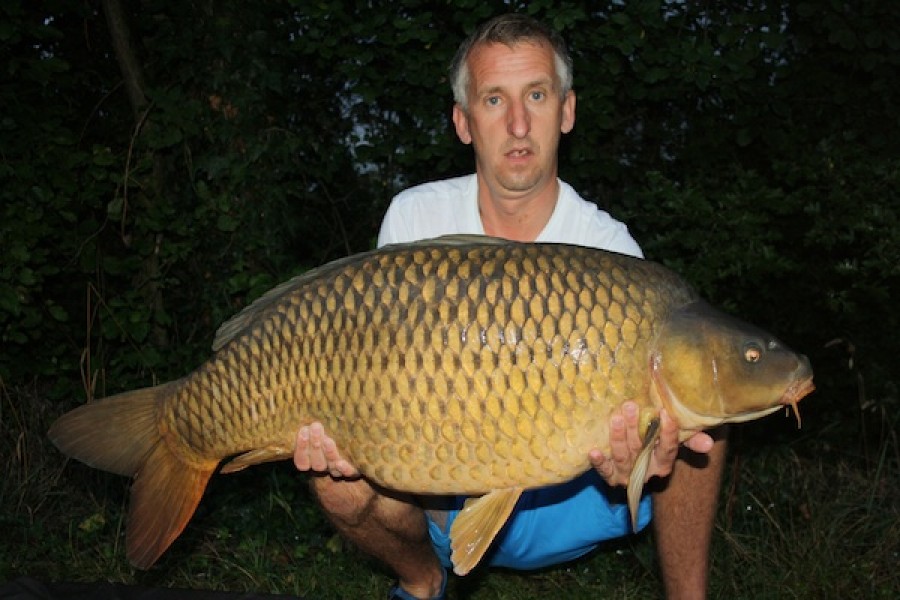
[78,512,107,534]
[0,284,21,315]
[46,302,68,322]
[217,213,239,232]
[107,197,124,219]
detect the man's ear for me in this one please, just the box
[452,103,473,145]
[561,90,576,134]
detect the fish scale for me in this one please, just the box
[48,236,814,574]
[161,242,689,493]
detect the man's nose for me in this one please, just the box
[507,99,530,138]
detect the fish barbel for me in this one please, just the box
[48,235,814,575]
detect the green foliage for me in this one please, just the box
[1,1,116,394]
[3,0,895,401]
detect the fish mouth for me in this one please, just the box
[650,351,817,431]
[781,375,815,428]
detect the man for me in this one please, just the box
[294,14,724,600]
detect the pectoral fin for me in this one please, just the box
[449,488,523,575]
[220,445,293,474]
[627,417,661,530]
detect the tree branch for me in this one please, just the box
[101,0,148,121]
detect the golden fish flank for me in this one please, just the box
[48,235,814,576]
[327,250,629,487]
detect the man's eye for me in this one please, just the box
[486,96,501,106]
[530,91,545,101]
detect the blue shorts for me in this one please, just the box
[425,470,652,570]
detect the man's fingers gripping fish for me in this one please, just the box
[48,235,814,575]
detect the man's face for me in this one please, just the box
[453,41,576,201]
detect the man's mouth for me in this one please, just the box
[507,148,531,158]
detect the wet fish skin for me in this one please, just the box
[168,239,695,492]
[48,236,814,574]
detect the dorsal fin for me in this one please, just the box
[425,233,509,246]
[212,234,511,351]
[212,255,357,351]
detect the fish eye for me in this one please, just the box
[743,342,763,363]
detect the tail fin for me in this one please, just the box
[48,382,217,569]
[126,432,216,568]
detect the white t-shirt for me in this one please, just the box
[376,174,643,258]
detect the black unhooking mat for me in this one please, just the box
[0,579,303,600]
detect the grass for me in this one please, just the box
[2,380,898,599]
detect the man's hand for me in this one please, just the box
[589,401,715,487]
[293,422,360,479]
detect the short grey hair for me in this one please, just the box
[450,13,574,110]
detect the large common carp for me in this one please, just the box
[49,236,814,575]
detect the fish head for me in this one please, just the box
[650,301,815,432]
